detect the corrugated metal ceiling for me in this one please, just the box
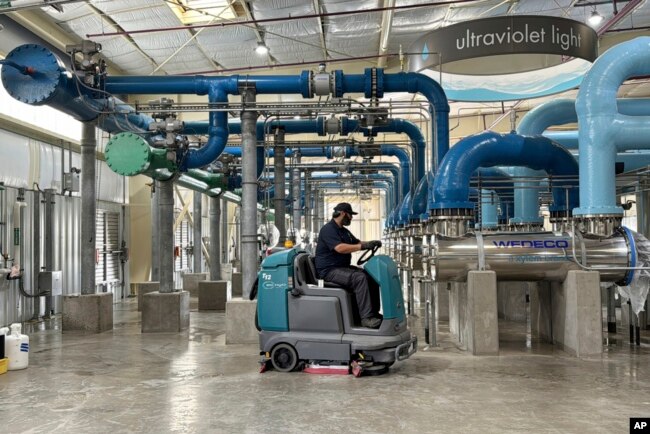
[27,0,650,76]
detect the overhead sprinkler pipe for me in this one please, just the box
[431,132,578,213]
[574,37,650,217]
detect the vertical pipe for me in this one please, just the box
[157,180,175,293]
[607,285,617,334]
[304,175,312,241]
[292,168,301,239]
[193,191,202,273]
[32,190,40,320]
[209,195,221,281]
[273,128,287,246]
[220,198,228,264]
[240,88,259,299]
[44,189,55,316]
[150,185,160,281]
[80,122,97,295]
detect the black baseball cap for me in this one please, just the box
[334,202,358,215]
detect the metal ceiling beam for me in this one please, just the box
[377,0,395,68]
[86,0,482,38]
[312,0,329,60]
[84,2,160,74]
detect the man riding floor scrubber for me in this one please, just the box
[255,245,417,376]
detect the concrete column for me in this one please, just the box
[80,121,96,295]
[209,195,221,281]
[304,175,312,239]
[157,180,174,293]
[240,87,259,299]
[552,271,602,357]
[63,122,112,333]
[150,185,160,281]
[193,191,202,273]
[273,127,287,245]
[448,281,461,339]
[435,282,450,321]
[464,271,499,355]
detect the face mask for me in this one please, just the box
[342,214,351,226]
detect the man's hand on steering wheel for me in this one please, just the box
[357,240,382,265]
[360,240,382,250]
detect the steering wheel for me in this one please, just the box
[357,244,380,266]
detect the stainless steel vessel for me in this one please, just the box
[433,230,635,283]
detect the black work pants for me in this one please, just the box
[323,266,380,319]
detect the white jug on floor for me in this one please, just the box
[6,323,29,370]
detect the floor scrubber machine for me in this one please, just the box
[256,246,417,376]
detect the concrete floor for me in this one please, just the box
[1,299,649,434]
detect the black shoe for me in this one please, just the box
[361,317,382,329]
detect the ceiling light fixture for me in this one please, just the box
[293,115,301,120]
[255,42,269,55]
[588,9,603,26]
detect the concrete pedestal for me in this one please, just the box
[231,272,243,298]
[199,281,228,311]
[435,282,450,321]
[136,282,160,312]
[497,281,528,322]
[449,282,461,339]
[225,299,258,344]
[531,271,602,357]
[182,273,208,297]
[62,293,113,333]
[141,291,190,333]
[462,271,499,355]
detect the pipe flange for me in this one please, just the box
[574,214,623,238]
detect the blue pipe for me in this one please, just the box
[342,118,426,185]
[432,132,578,213]
[410,171,434,222]
[574,37,650,216]
[0,44,153,131]
[396,192,413,227]
[475,168,515,227]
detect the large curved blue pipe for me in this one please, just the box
[411,171,433,222]
[432,132,578,212]
[574,37,650,216]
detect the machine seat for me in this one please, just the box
[293,253,343,289]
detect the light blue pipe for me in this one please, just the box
[574,37,650,216]
[432,132,578,212]
[479,190,500,229]
[518,97,650,221]
[475,168,515,227]
[313,174,397,212]
[501,166,544,225]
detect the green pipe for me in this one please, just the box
[105,133,177,176]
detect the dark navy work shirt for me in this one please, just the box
[315,219,360,278]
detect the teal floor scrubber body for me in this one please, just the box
[257,248,417,375]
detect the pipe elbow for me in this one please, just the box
[405,72,450,112]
